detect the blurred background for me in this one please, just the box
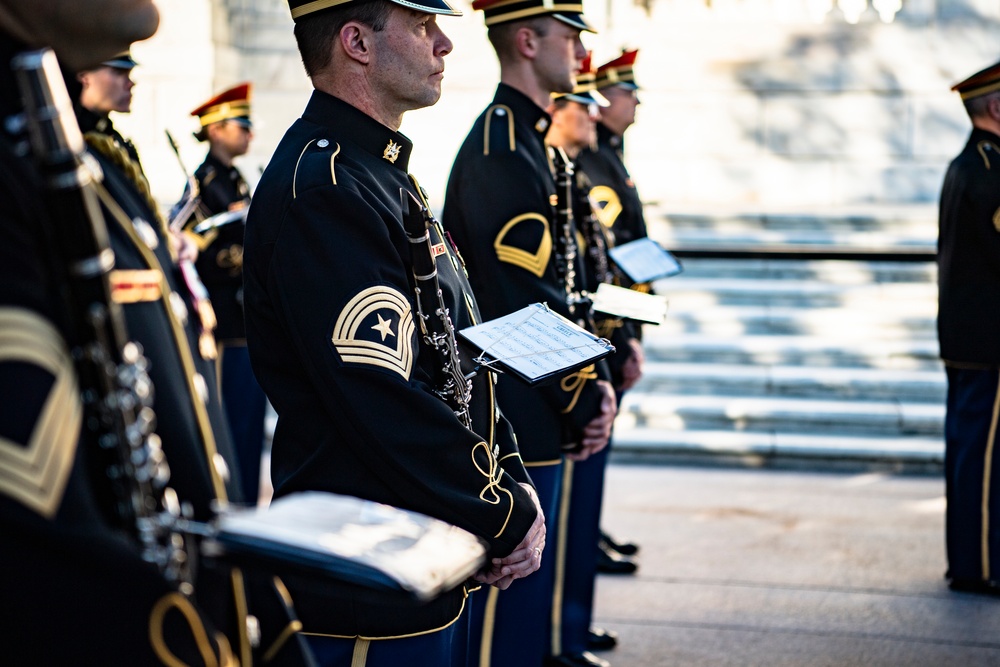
[124,0,998,217]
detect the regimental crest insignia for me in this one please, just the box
[383,141,401,164]
[589,185,623,229]
[331,286,415,379]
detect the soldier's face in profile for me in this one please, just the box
[79,66,135,115]
[552,100,598,152]
[369,6,453,113]
[210,120,253,159]
[0,0,159,71]
[600,85,639,135]
[530,18,586,96]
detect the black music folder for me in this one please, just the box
[459,302,615,386]
[214,492,486,600]
[608,237,683,283]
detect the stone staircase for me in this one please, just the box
[612,207,946,471]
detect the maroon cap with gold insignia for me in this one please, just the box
[595,49,639,91]
[951,60,1000,101]
[191,83,253,129]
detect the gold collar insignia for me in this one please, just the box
[383,141,401,164]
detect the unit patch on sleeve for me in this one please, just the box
[331,286,415,380]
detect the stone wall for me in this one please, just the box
[119,0,1000,215]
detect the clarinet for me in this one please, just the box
[549,146,586,322]
[13,48,191,589]
[400,187,473,430]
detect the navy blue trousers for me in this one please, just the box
[555,445,609,656]
[945,365,1000,582]
[469,461,563,667]
[305,605,470,667]
[220,344,267,504]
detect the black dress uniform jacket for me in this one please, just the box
[185,152,252,342]
[244,91,537,637]
[442,84,605,461]
[575,122,648,247]
[572,167,635,390]
[938,127,1000,366]
[83,120,312,666]
[0,36,235,665]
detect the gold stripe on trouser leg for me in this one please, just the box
[982,375,1000,580]
[551,459,575,657]
[479,586,500,667]
[352,638,370,667]
[231,568,251,667]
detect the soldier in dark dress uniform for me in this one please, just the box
[441,5,617,667]
[243,1,544,665]
[576,50,647,251]
[183,83,268,504]
[937,60,1000,597]
[544,58,646,667]
[575,49,647,576]
[76,50,144,166]
[0,2,238,663]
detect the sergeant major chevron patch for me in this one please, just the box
[331,286,415,380]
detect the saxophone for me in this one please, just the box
[13,48,191,589]
[400,186,473,430]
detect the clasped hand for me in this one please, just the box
[474,483,545,590]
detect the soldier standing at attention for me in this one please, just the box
[76,51,143,166]
[937,60,1000,597]
[576,49,646,572]
[441,3,617,666]
[577,50,647,250]
[243,1,545,665]
[0,1,239,662]
[184,83,268,504]
[544,57,639,667]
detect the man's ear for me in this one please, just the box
[989,96,1000,123]
[514,25,538,60]
[340,22,374,65]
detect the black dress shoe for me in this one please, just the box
[597,541,638,575]
[544,651,611,667]
[587,627,618,651]
[948,578,1000,596]
[600,530,639,556]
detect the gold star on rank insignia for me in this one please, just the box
[371,313,395,341]
[383,141,401,164]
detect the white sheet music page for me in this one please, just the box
[591,283,670,325]
[459,303,614,384]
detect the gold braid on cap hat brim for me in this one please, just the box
[197,102,252,127]
[959,80,1000,101]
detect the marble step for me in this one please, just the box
[651,276,936,309]
[655,208,936,235]
[634,362,946,403]
[653,227,936,254]
[671,258,936,283]
[653,304,936,339]
[609,427,943,467]
[617,394,945,437]
[639,333,941,370]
